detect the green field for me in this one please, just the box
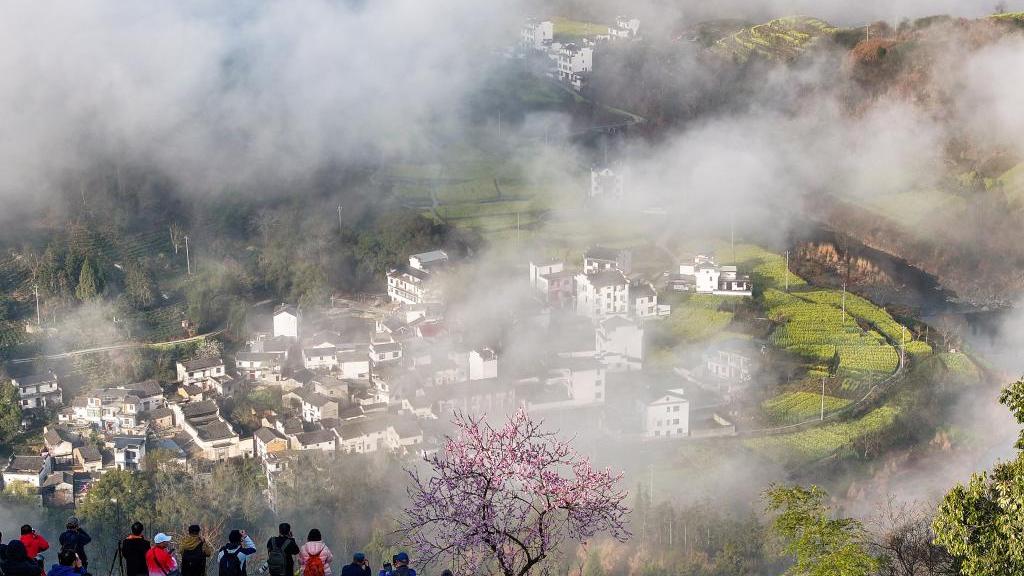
[713,16,837,62]
[938,352,981,380]
[763,391,852,425]
[552,16,608,42]
[744,405,898,464]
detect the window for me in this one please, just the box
[656,419,662,426]
[673,405,680,412]
[677,428,684,434]
[672,419,679,425]
[654,430,661,437]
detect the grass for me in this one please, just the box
[743,405,898,464]
[552,16,607,42]
[763,391,852,425]
[658,294,735,343]
[938,352,981,381]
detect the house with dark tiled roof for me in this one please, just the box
[176,356,226,385]
[3,454,51,488]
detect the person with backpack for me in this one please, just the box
[179,526,212,576]
[298,531,333,576]
[145,534,177,576]
[58,518,91,574]
[5,541,44,576]
[216,531,256,576]
[120,523,151,576]
[264,524,299,576]
[47,547,83,576]
[389,554,414,576]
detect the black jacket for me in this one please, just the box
[58,530,91,565]
[4,541,44,576]
[265,538,299,576]
[120,536,151,576]
[339,563,370,576]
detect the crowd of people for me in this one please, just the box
[0,520,436,576]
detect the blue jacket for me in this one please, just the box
[48,564,84,576]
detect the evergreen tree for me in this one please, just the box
[76,257,99,301]
[125,263,156,308]
[0,381,22,443]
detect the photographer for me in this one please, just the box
[58,518,91,574]
[264,525,299,576]
[20,525,49,576]
[120,523,151,576]
[47,547,83,576]
[216,531,256,576]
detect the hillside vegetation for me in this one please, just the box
[712,16,837,62]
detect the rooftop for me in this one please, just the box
[181,356,224,372]
[113,436,146,450]
[180,400,219,419]
[274,304,299,317]
[196,421,236,442]
[75,445,102,462]
[410,250,448,264]
[7,455,46,474]
[585,246,623,261]
[584,269,628,288]
[296,429,336,446]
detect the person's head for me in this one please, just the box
[395,552,409,567]
[188,525,201,536]
[66,517,80,531]
[131,522,145,536]
[307,529,321,542]
[20,525,33,536]
[228,530,242,545]
[6,540,28,561]
[352,552,365,565]
[154,534,172,549]
[58,548,78,567]
[278,523,291,537]
[382,562,392,570]
[441,570,454,576]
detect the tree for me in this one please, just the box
[0,381,23,443]
[401,409,630,576]
[932,378,1024,575]
[125,263,156,309]
[76,257,99,301]
[868,500,955,576]
[194,338,223,360]
[763,485,878,576]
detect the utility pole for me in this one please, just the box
[730,212,736,264]
[841,282,847,325]
[820,377,826,421]
[337,205,343,230]
[184,235,192,276]
[785,250,790,292]
[34,285,40,326]
[516,212,521,249]
[497,109,502,138]
[901,326,906,368]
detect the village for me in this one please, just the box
[518,16,642,93]
[1,224,759,512]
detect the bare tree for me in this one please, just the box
[868,498,956,576]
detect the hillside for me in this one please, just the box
[712,16,838,62]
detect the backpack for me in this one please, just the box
[265,539,288,576]
[301,550,324,576]
[218,548,243,576]
[181,542,207,576]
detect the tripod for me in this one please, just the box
[107,536,126,576]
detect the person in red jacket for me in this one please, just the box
[145,534,177,576]
[20,525,50,574]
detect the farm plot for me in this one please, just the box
[763,391,851,425]
[744,405,899,464]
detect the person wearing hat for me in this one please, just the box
[338,551,367,576]
[390,553,414,576]
[146,534,178,576]
[58,518,91,574]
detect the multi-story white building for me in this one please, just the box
[590,166,624,200]
[630,281,660,318]
[302,347,339,371]
[521,19,554,50]
[642,388,690,439]
[337,351,370,379]
[575,270,629,320]
[557,43,593,83]
[112,436,146,471]
[295,430,337,452]
[596,316,644,372]
[583,246,631,275]
[469,348,498,381]
[609,16,641,39]
[70,381,163,434]
[13,372,63,410]
[235,352,282,381]
[674,255,752,296]
[2,455,52,489]
[273,304,300,339]
[370,340,402,365]
[387,265,432,305]
[171,400,250,461]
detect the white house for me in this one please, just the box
[529,260,564,291]
[273,304,300,340]
[675,255,751,296]
[43,427,75,462]
[369,340,402,365]
[13,372,63,410]
[521,19,554,50]
[176,357,226,385]
[295,430,338,452]
[112,436,146,471]
[642,388,690,439]
[557,43,593,83]
[575,270,629,320]
[335,418,401,454]
[171,400,247,461]
[73,446,103,473]
[590,166,624,200]
[409,250,449,271]
[387,265,433,305]
[630,281,660,318]
[71,381,163,434]
[254,427,290,460]
[609,16,640,38]
[337,351,370,379]
[583,246,631,274]
[704,339,758,385]
[302,347,339,371]
[301,392,340,423]
[236,352,282,381]
[3,455,52,489]
[596,316,644,372]
[469,348,498,381]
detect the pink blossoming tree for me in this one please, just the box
[401,408,630,576]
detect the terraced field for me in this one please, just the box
[552,17,608,42]
[744,405,899,464]
[763,391,852,425]
[713,16,837,62]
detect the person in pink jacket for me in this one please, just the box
[298,530,334,576]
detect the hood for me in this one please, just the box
[7,540,28,561]
[49,565,80,576]
[180,535,204,551]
